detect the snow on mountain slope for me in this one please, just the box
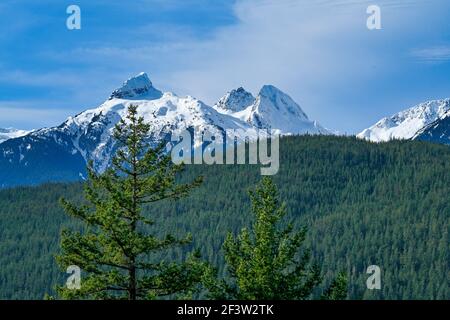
[0,128,30,144]
[0,73,259,178]
[109,72,163,100]
[61,91,257,172]
[413,109,450,145]
[215,85,329,135]
[214,87,255,113]
[0,72,330,187]
[357,99,450,142]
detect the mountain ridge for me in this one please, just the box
[0,128,31,144]
[3,72,449,188]
[413,109,450,145]
[357,99,450,142]
[0,72,328,187]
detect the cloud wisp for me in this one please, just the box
[1,0,450,132]
[411,46,450,63]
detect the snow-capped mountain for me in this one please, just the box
[109,72,163,100]
[214,85,329,135]
[0,72,327,187]
[214,87,256,113]
[0,128,30,144]
[414,109,450,145]
[357,99,450,142]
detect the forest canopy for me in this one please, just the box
[0,135,448,300]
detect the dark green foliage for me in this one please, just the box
[208,177,344,300]
[321,271,348,300]
[55,105,205,299]
[0,136,448,299]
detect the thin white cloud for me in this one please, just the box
[151,0,400,106]
[0,70,85,88]
[411,46,450,63]
[0,104,73,130]
[37,0,446,105]
[3,0,450,132]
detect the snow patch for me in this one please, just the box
[357,99,450,142]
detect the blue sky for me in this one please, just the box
[1,0,450,133]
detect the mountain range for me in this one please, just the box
[357,99,450,145]
[0,72,328,187]
[1,72,449,188]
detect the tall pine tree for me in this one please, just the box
[56,105,207,300]
[207,177,348,300]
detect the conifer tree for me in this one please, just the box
[56,105,207,300]
[207,177,347,300]
[321,271,348,300]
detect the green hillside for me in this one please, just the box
[0,135,448,299]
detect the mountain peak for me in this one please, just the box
[215,87,255,112]
[231,85,328,135]
[109,72,163,100]
[255,85,308,120]
[259,84,282,96]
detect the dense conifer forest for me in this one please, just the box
[0,135,448,299]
